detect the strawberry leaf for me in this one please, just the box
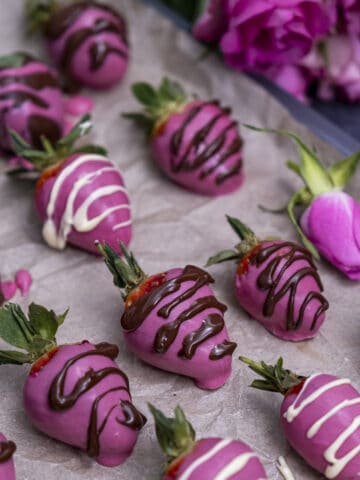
[0,304,35,350]
[0,350,33,365]
[28,303,58,340]
[131,83,159,107]
[0,52,29,69]
[148,404,195,463]
[0,303,63,365]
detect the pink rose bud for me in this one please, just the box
[246,126,360,279]
[301,191,360,280]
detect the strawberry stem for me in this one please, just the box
[206,215,259,267]
[239,356,303,396]
[0,303,68,365]
[148,404,196,464]
[96,241,147,300]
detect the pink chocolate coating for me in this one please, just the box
[45,2,129,90]
[151,100,244,196]
[23,342,145,467]
[0,57,64,152]
[163,437,267,479]
[35,152,132,255]
[122,266,236,390]
[281,374,360,479]
[234,240,328,341]
[0,433,16,480]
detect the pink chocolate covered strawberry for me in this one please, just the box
[0,302,146,467]
[149,404,268,479]
[0,433,16,479]
[0,52,64,152]
[207,216,329,341]
[97,242,237,389]
[124,77,244,196]
[241,357,360,479]
[26,0,129,90]
[10,115,131,255]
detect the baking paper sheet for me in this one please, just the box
[0,1,359,479]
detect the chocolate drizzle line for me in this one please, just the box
[169,101,243,184]
[44,1,127,76]
[251,242,329,331]
[178,314,225,359]
[49,342,146,459]
[0,441,16,463]
[121,265,235,360]
[209,340,237,360]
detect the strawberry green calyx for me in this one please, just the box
[123,77,187,136]
[25,0,58,34]
[9,114,107,174]
[240,356,303,396]
[96,241,147,300]
[0,303,68,365]
[149,404,196,464]
[206,215,260,266]
[244,125,360,259]
[0,52,32,69]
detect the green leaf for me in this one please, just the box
[72,144,108,156]
[287,188,319,260]
[25,0,58,34]
[328,151,360,189]
[57,114,92,149]
[226,215,256,241]
[122,112,155,136]
[131,83,159,107]
[244,125,334,196]
[0,52,28,69]
[57,308,68,326]
[206,249,240,267]
[0,349,33,365]
[286,159,302,177]
[0,304,34,350]
[28,303,58,340]
[158,78,186,103]
[148,404,195,462]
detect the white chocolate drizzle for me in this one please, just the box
[283,374,360,479]
[178,438,263,480]
[42,154,131,249]
[276,456,296,480]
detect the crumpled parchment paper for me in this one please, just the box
[0,1,359,479]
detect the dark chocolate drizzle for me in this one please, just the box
[250,242,329,331]
[122,265,235,361]
[0,62,61,149]
[45,1,127,77]
[178,313,225,359]
[169,101,243,184]
[0,441,16,463]
[118,400,147,430]
[49,342,145,459]
[209,340,237,360]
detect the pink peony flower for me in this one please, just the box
[319,34,360,102]
[301,191,360,280]
[193,0,332,70]
[337,0,360,34]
